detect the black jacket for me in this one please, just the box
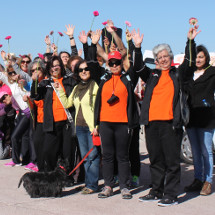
[134,39,196,128]
[186,66,215,128]
[30,75,77,132]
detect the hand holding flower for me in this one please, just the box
[45,35,51,46]
[187,25,201,40]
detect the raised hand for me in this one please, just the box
[131,28,144,48]
[78,31,88,44]
[106,20,115,33]
[45,35,51,46]
[103,36,110,47]
[0,50,6,61]
[126,29,132,41]
[64,24,75,38]
[91,29,101,44]
[78,48,83,57]
[187,25,201,40]
[51,43,58,54]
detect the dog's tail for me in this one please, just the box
[18,176,23,188]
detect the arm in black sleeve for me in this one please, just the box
[83,42,89,60]
[71,45,78,56]
[30,80,47,100]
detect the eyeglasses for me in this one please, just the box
[30,67,41,74]
[0,94,8,102]
[108,60,121,67]
[21,60,31,64]
[78,67,90,73]
[8,71,16,76]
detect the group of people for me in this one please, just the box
[0,19,214,207]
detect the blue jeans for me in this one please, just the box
[76,126,100,191]
[187,128,214,183]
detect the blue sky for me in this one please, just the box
[0,0,214,65]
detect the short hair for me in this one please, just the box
[46,55,66,78]
[28,59,46,77]
[196,45,210,68]
[152,44,174,61]
[67,55,83,71]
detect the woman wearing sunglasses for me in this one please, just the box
[0,64,32,167]
[55,59,100,194]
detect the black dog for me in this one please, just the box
[18,159,73,198]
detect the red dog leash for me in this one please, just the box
[68,147,94,176]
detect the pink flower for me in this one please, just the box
[102,21,108,26]
[50,31,54,35]
[38,53,44,60]
[93,11,99,16]
[0,44,2,48]
[5,36,11,40]
[58,32,64,37]
[189,17,198,25]
[19,54,23,58]
[125,21,132,27]
[111,26,117,31]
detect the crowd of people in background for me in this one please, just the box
[0,19,214,207]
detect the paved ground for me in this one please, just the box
[0,132,215,215]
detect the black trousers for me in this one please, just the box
[100,122,131,189]
[43,121,77,171]
[11,113,30,164]
[145,121,183,200]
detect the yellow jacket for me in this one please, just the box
[59,82,98,131]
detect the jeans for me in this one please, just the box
[187,127,214,183]
[76,126,100,191]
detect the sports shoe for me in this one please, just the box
[81,187,95,194]
[184,179,203,192]
[139,193,161,202]
[31,166,39,172]
[158,198,178,207]
[121,188,132,199]
[200,181,212,196]
[130,175,139,188]
[4,161,21,167]
[98,186,113,198]
[24,163,36,170]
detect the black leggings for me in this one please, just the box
[99,122,131,189]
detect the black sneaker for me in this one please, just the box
[139,193,161,202]
[184,179,203,192]
[157,198,178,207]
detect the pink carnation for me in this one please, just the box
[93,11,99,16]
[50,31,54,35]
[58,32,64,37]
[189,17,198,25]
[125,21,132,27]
[102,21,108,25]
[38,53,45,60]
[0,44,2,48]
[5,36,11,40]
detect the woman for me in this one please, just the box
[184,45,215,195]
[135,26,200,206]
[0,65,31,167]
[30,56,77,174]
[55,59,100,194]
[87,30,139,199]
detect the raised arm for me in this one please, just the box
[79,30,89,59]
[64,24,78,56]
[45,35,51,53]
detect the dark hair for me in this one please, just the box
[46,56,66,78]
[74,59,90,81]
[196,45,210,68]
[0,64,5,72]
[59,51,70,59]
[67,55,83,72]
[17,55,32,67]
[43,53,53,63]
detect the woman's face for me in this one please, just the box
[30,64,44,81]
[8,71,19,82]
[21,57,31,72]
[156,49,172,70]
[50,60,62,78]
[78,62,90,82]
[108,59,122,75]
[70,59,79,73]
[196,51,206,69]
[61,53,70,66]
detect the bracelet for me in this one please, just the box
[70,37,74,40]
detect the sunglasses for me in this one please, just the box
[21,60,31,64]
[78,67,90,73]
[108,60,121,67]
[0,94,8,102]
[8,71,16,76]
[30,67,42,73]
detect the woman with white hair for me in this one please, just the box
[134,26,200,206]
